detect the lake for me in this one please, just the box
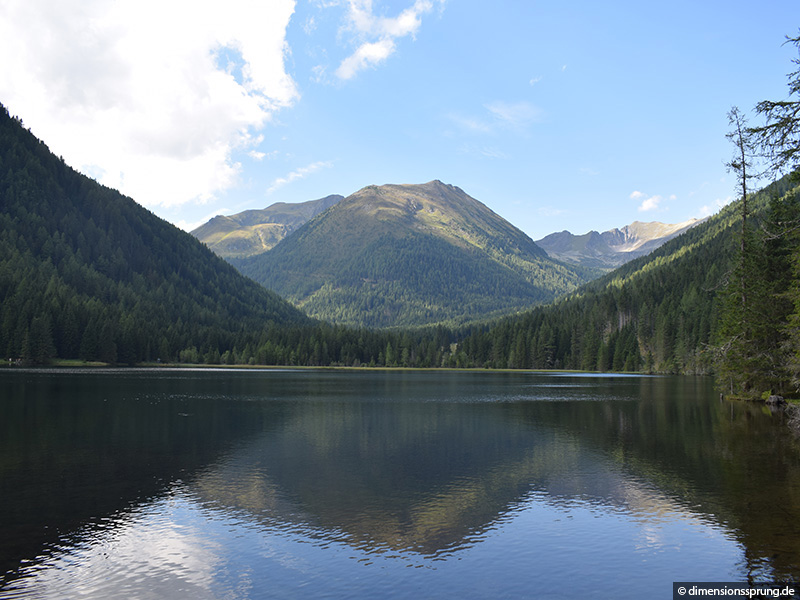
[0,368,798,599]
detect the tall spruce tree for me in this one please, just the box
[715,107,762,397]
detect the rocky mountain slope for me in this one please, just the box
[536,218,705,270]
[192,194,343,258]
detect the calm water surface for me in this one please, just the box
[1,368,798,599]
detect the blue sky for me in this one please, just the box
[1,1,798,240]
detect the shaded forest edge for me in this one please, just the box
[4,32,800,404]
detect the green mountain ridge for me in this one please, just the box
[0,103,310,365]
[232,181,595,328]
[192,194,344,258]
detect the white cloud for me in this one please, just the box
[267,161,333,194]
[634,191,663,212]
[334,0,440,80]
[336,38,397,79]
[638,196,662,212]
[0,0,298,210]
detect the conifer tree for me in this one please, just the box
[751,32,800,177]
[714,107,762,396]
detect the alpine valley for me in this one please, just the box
[194,184,708,327]
[4,96,800,384]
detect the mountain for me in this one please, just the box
[0,103,309,365]
[535,218,705,270]
[453,175,800,374]
[232,181,594,328]
[192,194,343,259]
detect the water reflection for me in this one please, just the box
[191,400,651,556]
[1,369,799,599]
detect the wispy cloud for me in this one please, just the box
[267,161,333,194]
[448,100,543,136]
[335,0,441,80]
[538,206,568,217]
[0,0,298,210]
[485,101,543,129]
[457,143,510,160]
[447,113,494,135]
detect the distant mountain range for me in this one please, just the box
[192,194,343,258]
[194,193,706,274]
[226,181,593,328]
[535,218,706,270]
[193,188,708,325]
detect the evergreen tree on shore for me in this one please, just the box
[713,31,800,397]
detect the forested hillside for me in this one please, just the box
[0,103,310,365]
[450,176,800,375]
[233,181,595,328]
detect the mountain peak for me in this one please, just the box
[231,181,589,327]
[536,218,706,270]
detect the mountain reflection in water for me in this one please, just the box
[192,399,687,557]
[1,369,798,599]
